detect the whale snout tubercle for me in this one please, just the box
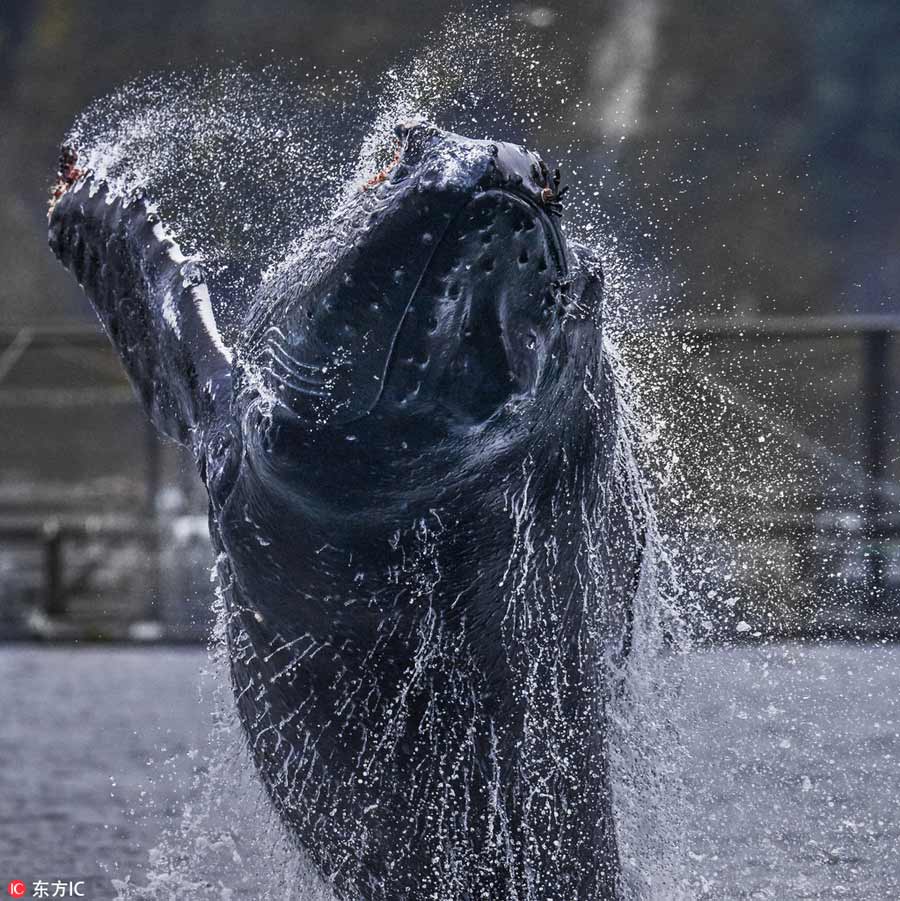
[363,142,402,189]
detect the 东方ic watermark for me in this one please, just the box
[7,881,85,898]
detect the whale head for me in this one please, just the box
[237,123,603,463]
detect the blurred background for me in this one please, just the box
[0,0,898,641]
[2,4,900,898]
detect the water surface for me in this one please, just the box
[1,643,897,900]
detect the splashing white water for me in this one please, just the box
[113,587,337,901]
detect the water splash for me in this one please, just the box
[65,64,366,344]
[348,11,581,186]
[113,587,337,901]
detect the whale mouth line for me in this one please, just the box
[256,181,571,431]
[499,188,570,281]
[345,187,568,424]
[334,198,465,426]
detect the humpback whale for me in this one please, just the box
[49,122,643,900]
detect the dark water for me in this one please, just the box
[1,643,898,900]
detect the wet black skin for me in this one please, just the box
[49,123,639,900]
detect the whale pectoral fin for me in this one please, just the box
[48,175,233,447]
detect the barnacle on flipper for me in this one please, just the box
[48,144,89,218]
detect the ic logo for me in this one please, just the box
[7,881,27,898]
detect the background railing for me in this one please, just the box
[672,316,899,606]
[0,323,209,640]
[0,318,897,640]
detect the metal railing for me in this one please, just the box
[0,316,897,631]
[0,323,164,629]
[0,515,157,619]
[668,315,900,603]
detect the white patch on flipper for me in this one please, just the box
[148,210,233,364]
[192,284,233,364]
[151,220,188,265]
[161,289,181,338]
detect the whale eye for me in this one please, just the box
[254,408,312,469]
[204,422,241,509]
